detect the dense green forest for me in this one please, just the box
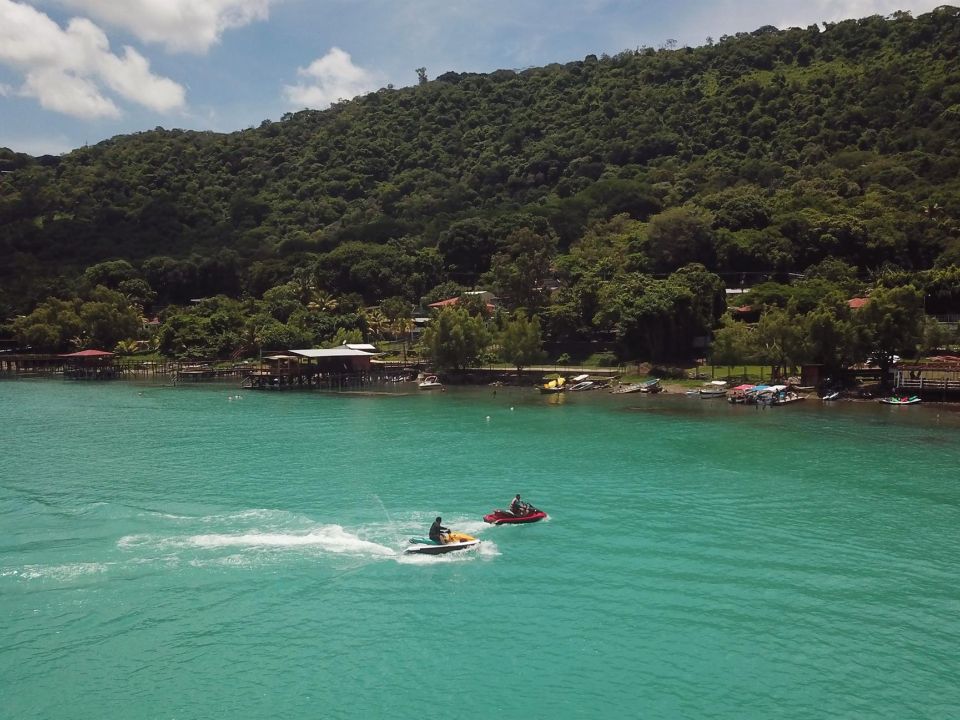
[3,7,960,371]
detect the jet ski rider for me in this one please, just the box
[509,494,529,516]
[429,517,450,543]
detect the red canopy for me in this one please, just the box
[59,349,115,357]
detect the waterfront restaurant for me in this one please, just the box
[244,347,376,389]
[289,347,375,374]
[60,349,117,379]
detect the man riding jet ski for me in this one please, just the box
[484,495,548,524]
[406,516,481,555]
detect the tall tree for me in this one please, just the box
[420,307,490,371]
[487,228,557,312]
[498,311,545,373]
[856,285,925,373]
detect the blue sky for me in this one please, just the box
[0,0,946,155]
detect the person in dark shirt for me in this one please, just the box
[429,516,449,543]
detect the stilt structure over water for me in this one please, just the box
[243,347,380,390]
[60,349,118,380]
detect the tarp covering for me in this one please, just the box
[758,384,788,393]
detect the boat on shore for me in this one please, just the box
[639,378,662,393]
[568,374,595,391]
[611,382,644,394]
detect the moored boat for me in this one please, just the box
[727,384,756,403]
[753,384,806,405]
[539,376,566,393]
[770,389,806,405]
[418,375,443,389]
[699,380,728,398]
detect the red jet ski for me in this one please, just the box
[483,507,547,524]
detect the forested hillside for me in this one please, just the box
[3,7,960,365]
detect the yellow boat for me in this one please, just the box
[539,376,566,393]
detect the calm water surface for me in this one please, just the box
[2,380,959,719]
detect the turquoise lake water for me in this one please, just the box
[2,379,959,719]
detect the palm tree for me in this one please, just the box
[114,339,140,355]
[69,334,90,351]
[307,290,338,314]
[392,317,415,361]
[362,307,389,342]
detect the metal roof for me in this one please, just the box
[290,348,374,358]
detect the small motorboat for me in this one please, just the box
[879,395,921,405]
[405,530,481,554]
[418,375,443,390]
[639,378,662,393]
[727,384,756,403]
[611,382,644,394]
[483,507,548,524]
[698,380,728,398]
[821,391,841,401]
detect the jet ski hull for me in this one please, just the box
[405,539,481,554]
[483,510,548,525]
[405,531,481,554]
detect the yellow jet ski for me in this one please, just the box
[405,530,481,555]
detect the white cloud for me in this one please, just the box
[56,0,277,53]
[98,46,186,112]
[22,66,120,117]
[0,0,185,118]
[283,47,382,108]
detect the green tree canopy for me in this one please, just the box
[420,306,490,370]
[498,311,545,372]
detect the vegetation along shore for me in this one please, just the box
[3,8,960,397]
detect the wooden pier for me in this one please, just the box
[894,362,960,399]
[0,354,249,381]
